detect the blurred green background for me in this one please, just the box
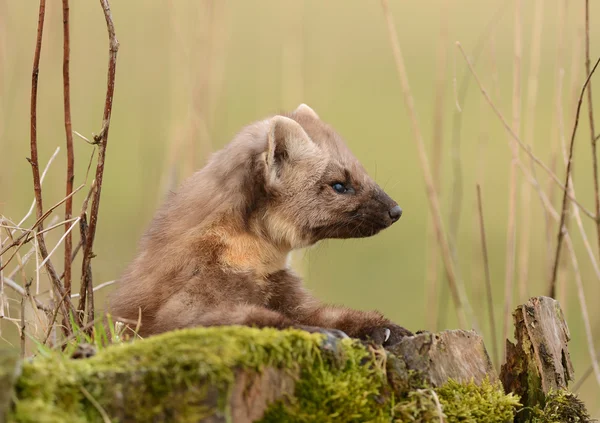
[1,0,599,412]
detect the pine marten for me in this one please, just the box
[108,104,412,345]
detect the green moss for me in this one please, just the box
[392,389,446,422]
[436,379,521,423]
[390,378,520,423]
[9,327,525,423]
[260,340,390,422]
[530,389,593,423]
[10,326,327,422]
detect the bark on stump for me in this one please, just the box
[386,329,496,396]
[500,296,574,422]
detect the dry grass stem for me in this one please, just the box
[514,128,600,391]
[381,0,475,329]
[517,0,543,302]
[70,280,116,299]
[456,42,595,220]
[476,185,499,370]
[563,234,600,387]
[502,0,522,361]
[0,185,84,270]
[13,146,60,235]
[584,0,600,262]
[549,54,600,297]
[426,0,449,331]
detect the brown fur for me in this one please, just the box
[108,104,411,344]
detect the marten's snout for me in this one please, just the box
[388,205,402,223]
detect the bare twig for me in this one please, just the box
[476,185,498,370]
[43,290,70,346]
[70,280,116,299]
[0,185,84,270]
[502,0,522,361]
[78,180,96,321]
[29,0,74,332]
[20,285,26,358]
[13,146,60,235]
[456,42,595,220]
[62,0,75,297]
[37,217,81,272]
[79,0,119,327]
[549,55,600,297]
[2,276,51,313]
[381,0,474,329]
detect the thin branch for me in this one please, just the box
[456,42,596,220]
[78,180,96,320]
[2,277,52,313]
[0,185,84,270]
[79,0,119,325]
[37,217,81,272]
[62,0,75,298]
[29,0,74,332]
[381,0,475,329]
[549,54,600,297]
[43,290,70,345]
[476,185,498,371]
[70,280,116,299]
[14,146,60,234]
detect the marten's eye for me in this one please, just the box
[331,182,353,194]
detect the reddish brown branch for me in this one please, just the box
[79,0,119,325]
[549,55,600,297]
[62,0,75,297]
[29,0,75,332]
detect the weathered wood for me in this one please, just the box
[386,329,496,395]
[500,296,574,421]
[229,367,296,423]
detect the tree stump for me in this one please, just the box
[386,329,496,396]
[500,296,574,422]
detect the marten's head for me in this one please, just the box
[255,104,402,248]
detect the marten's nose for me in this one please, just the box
[389,205,402,223]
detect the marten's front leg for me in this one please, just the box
[190,303,348,340]
[267,271,412,346]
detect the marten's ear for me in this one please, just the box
[265,116,317,181]
[293,103,319,119]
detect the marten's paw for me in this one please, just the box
[362,323,413,347]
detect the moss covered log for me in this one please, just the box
[3,326,526,423]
